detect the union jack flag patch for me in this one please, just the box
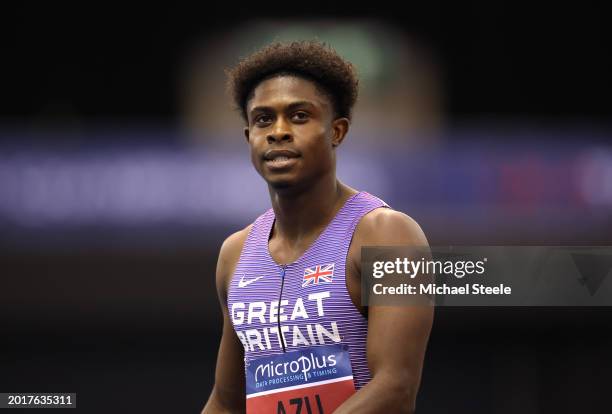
[302,263,334,287]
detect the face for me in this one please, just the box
[244,75,349,191]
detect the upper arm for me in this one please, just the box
[354,210,434,402]
[202,227,251,414]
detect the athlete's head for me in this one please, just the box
[226,40,359,191]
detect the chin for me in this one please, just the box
[267,178,295,190]
[265,174,304,192]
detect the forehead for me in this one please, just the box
[247,75,331,113]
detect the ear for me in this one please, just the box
[244,126,250,143]
[331,117,350,148]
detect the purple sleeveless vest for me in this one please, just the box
[227,191,389,389]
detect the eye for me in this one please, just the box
[254,114,273,126]
[291,111,310,122]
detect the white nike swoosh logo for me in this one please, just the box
[238,274,264,288]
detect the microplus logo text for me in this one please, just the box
[254,352,337,383]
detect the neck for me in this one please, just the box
[268,176,354,243]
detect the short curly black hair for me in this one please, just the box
[226,40,359,122]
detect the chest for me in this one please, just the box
[229,253,365,336]
[265,233,363,317]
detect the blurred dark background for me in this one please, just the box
[1,3,611,413]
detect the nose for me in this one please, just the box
[266,117,293,144]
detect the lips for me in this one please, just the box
[263,149,300,170]
[263,149,299,160]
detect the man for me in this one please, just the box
[202,40,433,414]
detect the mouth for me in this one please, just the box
[263,149,300,170]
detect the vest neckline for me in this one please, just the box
[264,191,363,268]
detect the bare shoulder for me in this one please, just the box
[347,208,429,278]
[354,208,429,246]
[216,224,253,306]
[218,224,252,267]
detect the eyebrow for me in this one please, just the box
[249,101,316,115]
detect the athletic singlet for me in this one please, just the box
[227,191,389,391]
